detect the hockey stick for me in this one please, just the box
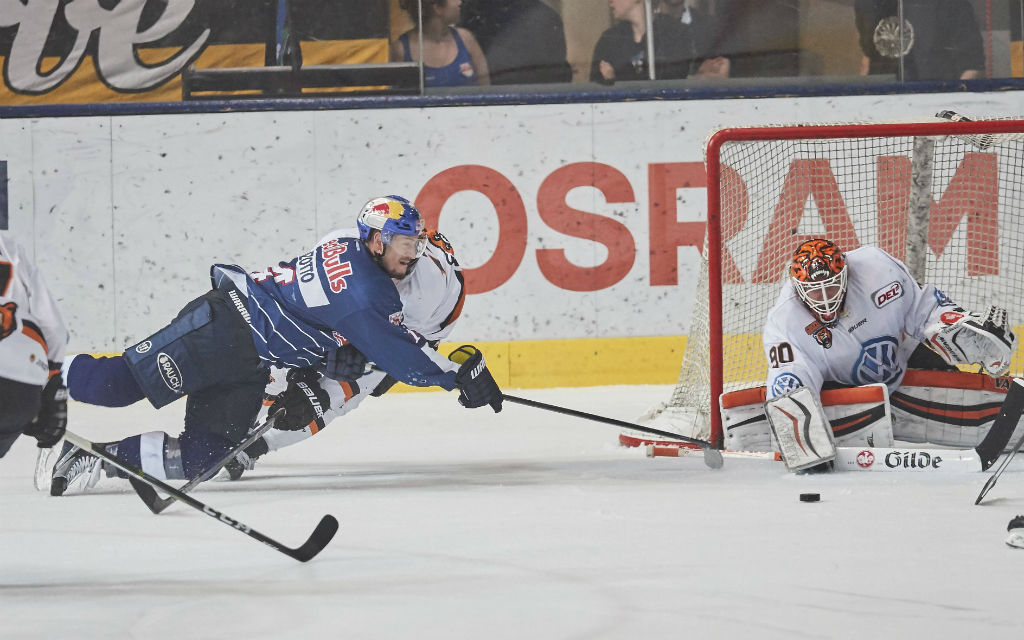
[974,430,1024,505]
[133,413,280,515]
[502,394,724,469]
[62,430,338,562]
[975,377,1024,504]
[974,377,1024,471]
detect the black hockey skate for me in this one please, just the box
[220,450,259,481]
[50,441,105,496]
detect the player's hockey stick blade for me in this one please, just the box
[61,430,338,562]
[135,413,280,515]
[502,394,723,469]
[975,429,1024,506]
[975,377,1024,471]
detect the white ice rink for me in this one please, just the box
[2,385,1022,640]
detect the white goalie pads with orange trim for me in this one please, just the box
[889,370,1024,449]
[764,387,837,472]
[723,383,895,452]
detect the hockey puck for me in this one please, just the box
[799,493,820,503]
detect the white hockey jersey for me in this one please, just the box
[763,246,957,400]
[0,234,67,386]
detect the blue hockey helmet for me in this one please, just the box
[357,195,427,257]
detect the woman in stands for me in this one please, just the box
[393,0,490,88]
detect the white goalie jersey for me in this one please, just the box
[0,234,67,386]
[763,246,960,399]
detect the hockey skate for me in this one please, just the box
[50,441,105,496]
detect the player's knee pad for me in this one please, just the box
[110,431,184,480]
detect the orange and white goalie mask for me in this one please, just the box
[789,239,848,326]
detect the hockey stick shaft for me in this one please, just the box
[974,377,1024,471]
[502,394,723,469]
[138,413,280,515]
[63,430,338,562]
[975,429,1024,505]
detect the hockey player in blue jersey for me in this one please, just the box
[51,196,502,495]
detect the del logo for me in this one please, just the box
[157,353,183,393]
[872,282,902,308]
[856,450,875,468]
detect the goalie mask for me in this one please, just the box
[790,239,848,326]
[357,195,427,277]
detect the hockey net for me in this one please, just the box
[630,114,1024,449]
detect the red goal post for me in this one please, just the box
[635,115,1024,449]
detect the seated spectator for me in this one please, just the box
[461,0,572,85]
[391,0,490,87]
[591,0,693,84]
[656,0,730,78]
[855,0,984,81]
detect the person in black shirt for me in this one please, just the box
[855,0,985,81]
[590,0,693,83]
[461,0,572,85]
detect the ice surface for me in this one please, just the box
[2,385,1022,639]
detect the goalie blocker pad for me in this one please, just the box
[724,384,894,453]
[764,387,837,472]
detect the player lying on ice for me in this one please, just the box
[51,196,502,495]
[212,214,469,480]
[736,238,1018,472]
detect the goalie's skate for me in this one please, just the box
[50,441,104,496]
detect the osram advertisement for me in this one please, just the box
[1,91,1022,385]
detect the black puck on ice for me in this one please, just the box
[799,493,820,503]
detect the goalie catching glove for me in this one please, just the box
[925,306,1016,377]
[449,345,503,413]
[268,368,330,431]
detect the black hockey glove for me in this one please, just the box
[23,373,68,448]
[269,369,330,432]
[324,343,368,381]
[449,345,503,413]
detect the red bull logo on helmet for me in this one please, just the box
[370,199,406,220]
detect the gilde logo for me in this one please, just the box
[157,352,183,393]
[856,450,875,468]
[872,282,902,308]
[884,450,943,469]
[135,340,153,354]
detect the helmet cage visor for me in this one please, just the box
[792,266,847,323]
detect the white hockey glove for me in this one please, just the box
[924,306,1016,377]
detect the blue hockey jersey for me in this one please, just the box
[211,237,459,390]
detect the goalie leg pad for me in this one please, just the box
[765,387,837,472]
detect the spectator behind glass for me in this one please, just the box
[855,0,984,81]
[461,0,572,85]
[392,0,490,87]
[591,0,693,84]
[656,0,730,78]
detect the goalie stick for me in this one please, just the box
[502,394,724,469]
[62,430,338,562]
[133,413,281,515]
[975,377,1024,504]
